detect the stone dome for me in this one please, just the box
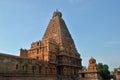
[89,57,96,64]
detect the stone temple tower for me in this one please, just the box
[78,57,102,80]
[20,9,82,79]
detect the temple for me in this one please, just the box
[0,10,82,80]
[20,9,82,79]
[78,57,102,80]
[114,67,120,80]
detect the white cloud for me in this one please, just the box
[106,41,120,45]
[104,41,120,47]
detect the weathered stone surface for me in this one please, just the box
[20,9,82,77]
[114,67,120,80]
[78,57,102,80]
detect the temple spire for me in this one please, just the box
[42,10,79,57]
[52,9,62,18]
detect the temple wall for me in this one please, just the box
[0,53,58,80]
[0,54,18,73]
[0,76,57,80]
[0,53,49,74]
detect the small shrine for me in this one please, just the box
[78,57,102,80]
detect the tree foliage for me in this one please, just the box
[82,66,87,71]
[97,63,110,80]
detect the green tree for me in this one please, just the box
[97,63,110,80]
[82,66,87,71]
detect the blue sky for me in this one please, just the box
[0,0,120,71]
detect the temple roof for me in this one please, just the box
[52,9,62,18]
[89,57,96,64]
[42,10,79,56]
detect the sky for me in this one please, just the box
[0,0,120,71]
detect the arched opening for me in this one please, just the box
[36,57,39,59]
[32,66,36,73]
[82,73,85,78]
[16,64,18,70]
[39,66,41,73]
[22,65,24,70]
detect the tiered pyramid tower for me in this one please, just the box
[20,9,82,78]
